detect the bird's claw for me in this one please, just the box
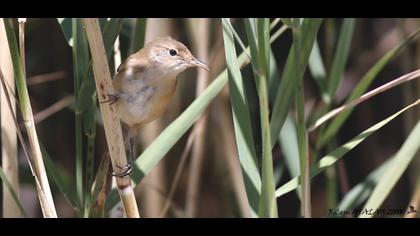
[100,93,119,105]
[112,163,133,178]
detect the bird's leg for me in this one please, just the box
[112,161,133,178]
[100,93,119,105]
[127,126,139,163]
[112,124,136,178]
[128,133,135,164]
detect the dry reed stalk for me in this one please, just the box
[27,71,67,86]
[108,31,124,219]
[0,18,21,218]
[33,95,73,124]
[82,18,140,218]
[160,130,196,217]
[185,18,211,217]
[3,18,57,218]
[137,18,172,217]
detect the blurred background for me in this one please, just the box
[0,18,419,218]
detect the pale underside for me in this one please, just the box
[112,67,177,128]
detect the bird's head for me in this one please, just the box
[146,36,209,74]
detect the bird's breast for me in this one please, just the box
[115,74,177,127]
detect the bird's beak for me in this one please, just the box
[189,58,209,71]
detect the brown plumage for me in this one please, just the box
[111,36,208,164]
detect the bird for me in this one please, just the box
[107,36,208,176]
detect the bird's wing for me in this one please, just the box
[116,56,145,74]
[112,52,149,92]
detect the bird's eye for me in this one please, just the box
[169,49,177,56]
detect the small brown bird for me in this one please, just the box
[109,36,208,175]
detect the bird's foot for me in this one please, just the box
[112,163,133,178]
[100,93,119,105]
